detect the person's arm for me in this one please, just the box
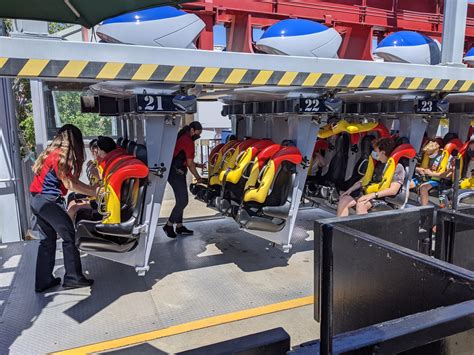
[62,176,98,197]
[341,180,362,197]
[424,169,449,178]
[359,182,402,202]
[187,158,203,181]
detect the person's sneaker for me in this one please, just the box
[35,277,61,293]
[163,224,177,239]
[63,278,94,290]
[176,226,194,235]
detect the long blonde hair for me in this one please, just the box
[33,124,85,179]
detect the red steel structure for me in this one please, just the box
[182,0,474,60]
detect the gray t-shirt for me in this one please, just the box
[393,163,406,186]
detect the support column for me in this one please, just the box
[227,14,253,53]
[0,76,28,242]
[441,0,468,66]
[30,80,48,152]
[248,115,320,251]
[399,115,428,152]
[335,25,373,60]
[449,115,471,142]
[198,14,214,50]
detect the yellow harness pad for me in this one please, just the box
[244,157,261,192]
[220,147,253,184]
[102,185,120,224]
[318,120,380,139]
[209,144,239,186]
[364,158,396,194]
[460,178,474,189]
[361,156,375,187]
[243,160,276,204]
[421,153,430,169]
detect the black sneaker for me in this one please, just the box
[35,277,61,293]
[63,277,94,290]
[176,226,194,235]
[163,224,177,239]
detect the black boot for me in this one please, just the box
[35,277,61,293]
[163,224,177,239]
[63,277,94,289]
[176,226,194,235]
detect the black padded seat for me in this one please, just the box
[121,139,130,149]
[341,134,374,191]
[134,144,148,165]
[237,162,296,232]
[323,133,350,187]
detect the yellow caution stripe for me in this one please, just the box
[0,57,471,92]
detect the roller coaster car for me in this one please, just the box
[236,146,302,232]
[305,122,390,204]
[364,143,417,211]
[76,151,149,253]
[208,139,242,187]
[419,138,463,203]
[190,139,241,204]
[215,139,275,213]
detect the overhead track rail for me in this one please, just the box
[1,38,474,92]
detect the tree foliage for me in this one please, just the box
[53,91,114,137]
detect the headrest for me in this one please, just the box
[121,139,130,149]
[256,144,282,169]
[395,136,410,147]
[360,135,374,154]
[445,138,463,151]
[117,137,123,146]
[372,123,390,138]
[272,146,303,167]
[314,140,329,153]
[390,143,417,162]
[127,141,137,155]
[134,144,148,165]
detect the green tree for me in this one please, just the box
[53,91,114,137]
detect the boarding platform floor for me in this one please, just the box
[0,208,333,354]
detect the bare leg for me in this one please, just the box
[356,200,373,215]
[419,183,432,206]
[337,195,357,217]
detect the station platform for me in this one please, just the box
[0,208,332,354]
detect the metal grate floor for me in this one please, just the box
[0,209,331,354]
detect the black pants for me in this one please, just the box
[168,169,189,224]
[31,194,84,289]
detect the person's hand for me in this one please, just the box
[340,189,351,198]
[357,193,375,204]
[196,163,206,169]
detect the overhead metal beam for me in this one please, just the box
[1,37,474,92]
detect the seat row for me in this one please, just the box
[305,123,417,211]
[75,138,150,253]
[191,138,303,232]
